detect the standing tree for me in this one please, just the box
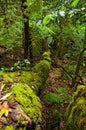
[21,0,33,61]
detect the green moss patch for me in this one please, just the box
[0,71,15,83]
[11,82,42,123]
[0,51,51,130]
[65,85,86,130]
[19,51,51,95]
[5,126,14,130]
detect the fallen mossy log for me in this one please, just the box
[0,51,51,130]
[65,85,86,130]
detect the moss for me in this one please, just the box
[11,82,42,123]
[43,51,51,61]
[19,52,51,95]
[0,71,15,83]
[73,85,86,101]
[5,125,26,130]
[0,51,51,95]
[5,126,14,130]
[0,51,51,130]
[65,85,86,130]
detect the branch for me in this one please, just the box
[52,61,73,79]
[71,48,86,87]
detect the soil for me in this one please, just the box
[41,59,72,130]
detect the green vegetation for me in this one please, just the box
[0,0,86,129]
[43,87,69,104]
[0,52,51,129]
[12,83,42,123]
[65,85,86,130]
[5,126,14,130]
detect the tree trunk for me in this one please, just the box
[22,0,33,60]
[0,51,51,130]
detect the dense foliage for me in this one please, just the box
[0,0,86,129]
[0,0,86,54]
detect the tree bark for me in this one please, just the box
[22,0,33,60]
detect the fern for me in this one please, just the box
[57,87,68,97]
[43,93,62,104]
[43,14,54,25]
[44,87,68,104]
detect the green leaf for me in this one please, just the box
[43,15,54,25]
[47,36,53,45]
[71,0,80,7]
[57,87,68,95]
[83,51,86,57]
[0,110,6,117]
[0,109,9,117]
[44,26,55,34]
[43,93,63,103]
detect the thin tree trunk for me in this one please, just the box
[22,0,33,60]
[71,28,86,87]
[24,19,29,59]
[71,49,85,87]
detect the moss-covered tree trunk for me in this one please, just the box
[65,85,86,130]
[0,51,51,130]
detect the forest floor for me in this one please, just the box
[41,58,74,130]
[0,46,85,130]
[40,56,86,130]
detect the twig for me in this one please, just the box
[52,61,73,79]
[0,83,5,98]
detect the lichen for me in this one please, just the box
[65,85,86,130]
